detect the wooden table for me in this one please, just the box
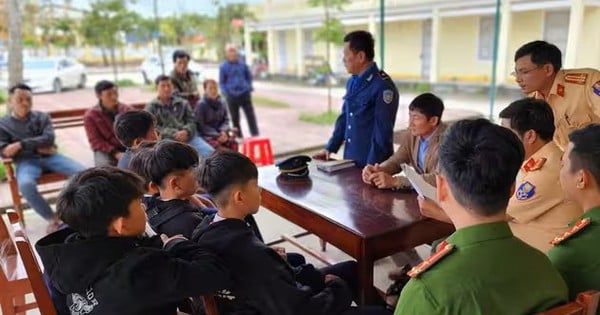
[258,164,455,304]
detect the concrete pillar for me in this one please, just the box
[368,13,381,66]
[295,23,305,77]
[564,0,584,68]
[244,26,254,66]
[267,27,276,75]
[495,0,511,84]
[430,9,440,84]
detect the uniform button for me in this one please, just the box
[347,138,351,143]
[348,125,351,130]
[350,112,353,117]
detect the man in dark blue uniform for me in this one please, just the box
[314,30,399,168]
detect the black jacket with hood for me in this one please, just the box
[36,227,232,315]
[192,216,353,315]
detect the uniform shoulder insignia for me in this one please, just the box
[557,84,565,97]
[407,241,454,278]
[564,72,588,85]
[550,218,591,245]
[516,181,536,200]
[378,70,390,80]
[593,80,600,96]
[523,157,546,172]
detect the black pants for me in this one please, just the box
[226,92,259,137]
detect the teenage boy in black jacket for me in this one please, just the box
[192,150,354,315]
[35,167,232,315]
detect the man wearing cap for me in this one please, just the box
[313,30,399,168]
[513,40,600,150]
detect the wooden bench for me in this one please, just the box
[536,290,600,315]
[1,210,51,315]
[2,102,145,224]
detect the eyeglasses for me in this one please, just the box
[511,66,542,77]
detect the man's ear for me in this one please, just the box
[108,217,125,236]
[543,63,556,77]
[232,189,243,205]
[579,169,590,189]
[148,181,160,195]
[132,138,142,148]
[167,175,179,191]
[429,116,439,126]
[524,130,537,145]
[436,174,448,203]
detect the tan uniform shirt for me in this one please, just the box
[379,123,446,186]
[507,142,582,253]
[532,68,600,150]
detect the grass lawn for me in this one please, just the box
[298,111,339,125]
[253,95,290,108]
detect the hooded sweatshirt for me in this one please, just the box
[36,228,232,315]
[192,216,353,315]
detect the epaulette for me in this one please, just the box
[407,241,454,278]
[564,72,588,85]
[550,218,591,245]
[523,157,546,173]
[378,70,390,81]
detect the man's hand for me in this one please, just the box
[217,131,228,144]
[417,196,451,223]
[369,172,410,189]
[362,164,381,184]
[324,274,340,284]
[113,151,123,161]
[271,246,287,261]
[2,142,22,158]
[36,146,56,155]
[173,130,189,142]
[312,149,330,161]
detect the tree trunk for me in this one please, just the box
[101,47,108,66]
[324,2,332,114]
[109,43,118,82]
[7,0,23,89]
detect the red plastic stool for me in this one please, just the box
[241,137,274,166]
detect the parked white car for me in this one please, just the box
[17,58,87,93]
[140,55,204,85]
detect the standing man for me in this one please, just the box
[513,40,600,150]
[219,44,259,138]
[84,80,132,166]
[145,75,214,158]
[549,124,600,301]
[0,84,84,233]
[171,49,200,107]
[313,30,399,168]
[395,119,567,314]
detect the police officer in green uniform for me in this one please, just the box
[394,119,568,315]
[549,124,600,309]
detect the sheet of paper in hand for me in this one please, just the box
[401,163,439,205]
[316,159,355,173]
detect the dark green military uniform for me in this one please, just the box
[394,221,567,315]
[548,206,600,313]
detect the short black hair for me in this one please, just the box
[147,140,199,188]
[514,40,562,72]
[128,142,157,185]
[114,110,156,147]
[94,80,116,95]
[499,98,555,142]
[57,167,145,238]
[408,93,444,124]
[199,151,258,207]
[343,30,375,61]
[568,124,600,189]
[172,49,190,62]
[438,119,524,216]
[154,74,171,86]
[9,83,32,94]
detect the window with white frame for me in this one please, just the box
[544,10,570,58]
[478,15,494,60]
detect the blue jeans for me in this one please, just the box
[187,136,214,158]
[15,154,85,220]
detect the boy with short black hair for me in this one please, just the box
[114,110,158,169]
[193,150,354,315]
[35,167,231,315]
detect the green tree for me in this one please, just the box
[209,3,256,61]
[80,0,139,80]
[307,0,350,113]
[49,17,78,55]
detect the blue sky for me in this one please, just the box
[68,0,262,17]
